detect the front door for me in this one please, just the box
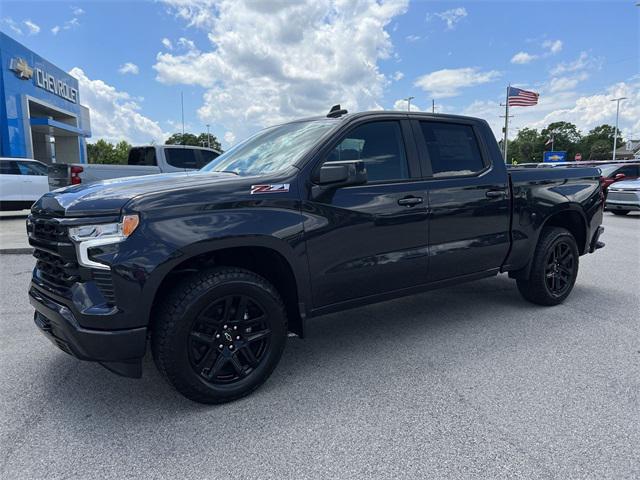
[303,119,430,308]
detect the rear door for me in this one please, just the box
[15,161,50,201]
[413,118,511,282]
[0,160,23,200]
[303,118,430,308]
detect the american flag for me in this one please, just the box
[507,86,539,107]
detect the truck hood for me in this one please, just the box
[32,171,238,217]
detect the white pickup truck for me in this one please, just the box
[48,144,221,189]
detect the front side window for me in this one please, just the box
[202,120,336,176]
[327,121,409,182]
[419,122,485,177]
[17,161,47,176]
[617,165,639,177]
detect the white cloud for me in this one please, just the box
[543,39,563,54]
[161,37,173,50]
[548,72,588,93]
[177,37,196,50]
[223,131,236,145]
[430,7,467,30]
[51,25,61,35]
[156,0,409,140]
[550,51,595,76]
[2,18,23,35]
[24,19,40,35]
[392,71,404,81]
[72,7,85,16]
[415,67,501,98]
[511,52,537,64]
[405,34,420,42]
[118,62,140,75]
[392,98,424,112]
[69,67,168,144]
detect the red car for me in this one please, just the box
[599,163,640,193]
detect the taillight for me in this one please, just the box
[70,165,83,185]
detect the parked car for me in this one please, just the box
[605,178,640,215]
[0,158,50,211]
[28,109,605,404]
[598,163,640,194]
[48,144,222,189]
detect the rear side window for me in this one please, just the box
[0,160,19,175]
[17,161,47,176]
[164,148,199,169]
[617,165,640,177]
[327,121,409,182]
[128,147,157,166]
[419,122,485,177]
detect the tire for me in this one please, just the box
[152,267,287,404]
[516,227,579,306]
[612,210,629,216]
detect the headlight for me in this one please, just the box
[69,214,139,270]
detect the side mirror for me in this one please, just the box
[614,173,626,180]
[312,160,367,199]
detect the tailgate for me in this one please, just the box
[48,164,70,190]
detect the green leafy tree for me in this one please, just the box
[87,139,132,164]
[589,139,613,160]
[541,121,582,160]
[579,124,623,160]
[165,132,222,150]
[510,128,543,163]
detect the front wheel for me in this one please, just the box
[152,267,287,404]
[516,227,579,306]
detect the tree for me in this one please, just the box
[510,127,543,163]
[165,132,222,150]
[579,124,623,160]
[589,139,612,160]
[86,139,131,164]
[541,121,582,159]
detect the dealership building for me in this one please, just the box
[0,32,91,164]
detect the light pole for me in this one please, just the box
[404,96,414,112]
[611,97,626,161]
[206,124,211,148]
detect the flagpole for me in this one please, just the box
[503,85,510,163]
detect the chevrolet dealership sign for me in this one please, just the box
[9,57,78,104]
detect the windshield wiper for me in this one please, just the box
[213,170,240,175]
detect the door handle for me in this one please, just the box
[485,189,507,198]
[398,196,423,207]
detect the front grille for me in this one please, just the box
[608,191,639,203]
[92,270,116,304]
[29,215,79,294]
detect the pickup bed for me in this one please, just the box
[28,110,604,404]
[48,144,221,188]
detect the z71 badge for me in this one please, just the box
[250,184,290,194]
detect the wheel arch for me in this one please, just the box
[147,238,309,337]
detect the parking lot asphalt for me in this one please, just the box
[0,212,638,479]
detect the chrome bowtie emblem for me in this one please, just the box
[9,57,33,80]
[224,332,233,342]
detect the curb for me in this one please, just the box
[0,247,33,255]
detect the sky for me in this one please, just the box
[1,0,638,148]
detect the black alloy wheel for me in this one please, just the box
[152,267,287,404]
[188,295,271,384]
[516,227,579,306]
[544,240,575,298]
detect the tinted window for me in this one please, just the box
[617,165,639,177]
[17,161,47,176]
[128,147,157,166]
[419,122,485,177]
[0,160,19,175]
[198,150,220,168]
[164,148,199,169]
[328,121,408,182]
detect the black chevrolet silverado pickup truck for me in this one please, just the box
[28,109,605,403]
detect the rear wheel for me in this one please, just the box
[152,267,287,404]
[611,210,629,216]
[516,227,579,306]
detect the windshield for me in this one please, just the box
[201,119,336,175]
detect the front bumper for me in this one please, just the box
[30,287,147,377]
